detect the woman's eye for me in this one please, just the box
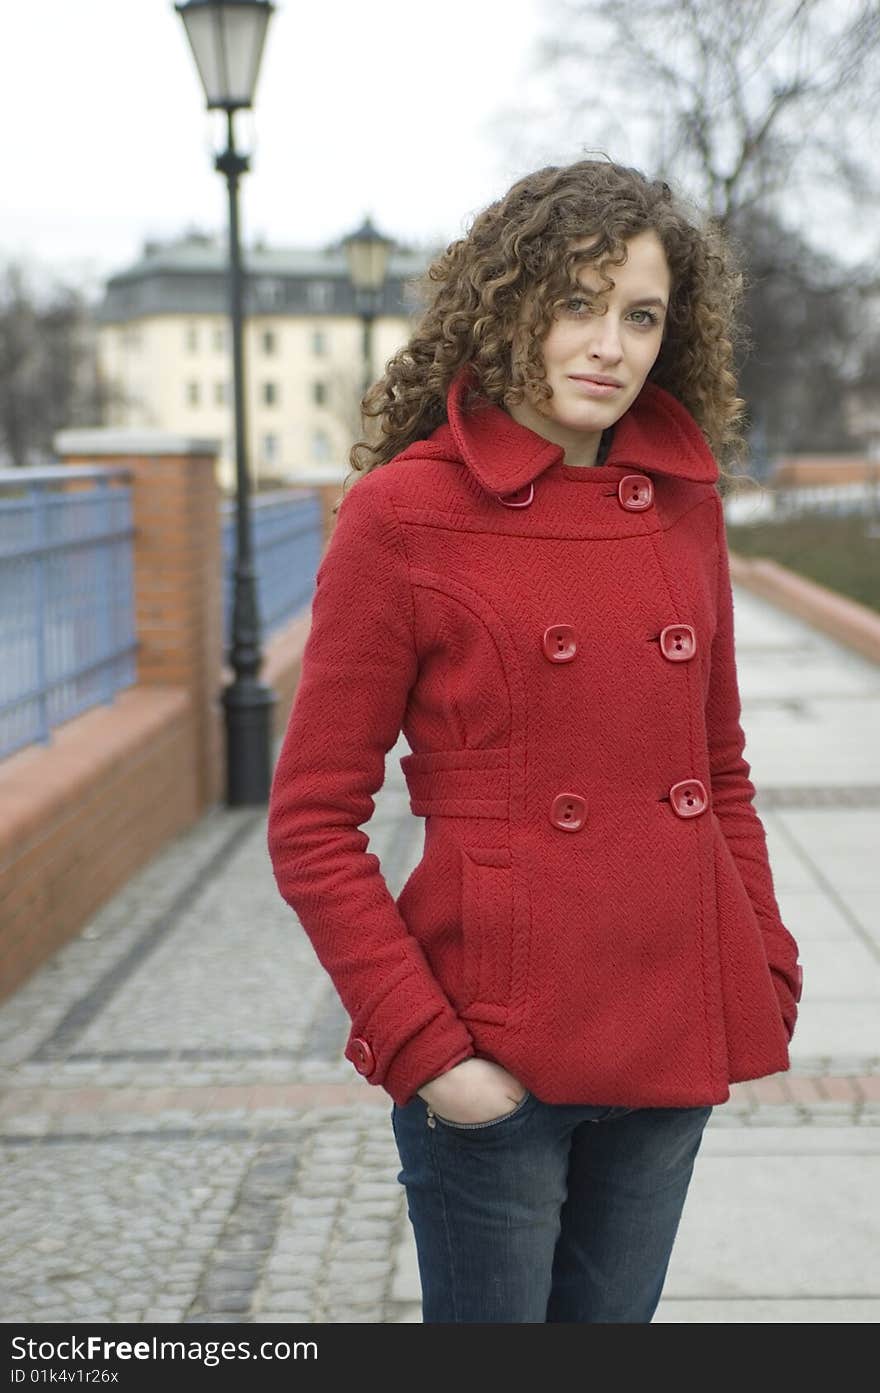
[564,299,660,325]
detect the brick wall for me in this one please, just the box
[771,455,878,485]
[0,689,195,999]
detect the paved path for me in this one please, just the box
[1,581,879,1323]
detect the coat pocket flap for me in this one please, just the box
[460,843,513,1010]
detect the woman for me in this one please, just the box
[266,158,803,1323]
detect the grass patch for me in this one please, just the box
[727,510,880,614]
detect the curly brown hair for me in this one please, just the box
[345,157,751,508]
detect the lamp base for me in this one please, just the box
[221,678,277,806]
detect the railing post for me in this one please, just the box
[29,482,51,746]
[94,475,115,706]
[54,430,225,811]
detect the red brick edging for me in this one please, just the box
[0,1077,877,1121]
[729,552,880,666]
[732,1075,880,1105]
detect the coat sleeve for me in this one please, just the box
[706,491,803,1041]
[266,474,476,1104]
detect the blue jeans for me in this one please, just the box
[391,1089,713,1323]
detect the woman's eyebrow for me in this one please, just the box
[574,283,668,311]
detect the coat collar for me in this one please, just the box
[427,362,719,492]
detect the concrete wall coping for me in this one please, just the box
[54,429,220,457]
[288,469,347,486]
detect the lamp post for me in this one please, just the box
[175,0,277,805]
[342,216,394,397]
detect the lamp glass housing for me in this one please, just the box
[176,0,273,109]
[344,218,393,293]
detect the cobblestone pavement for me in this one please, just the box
[1,585,879,1323]
[0,805,411,1325]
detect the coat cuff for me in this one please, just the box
[346,1008,475,1107]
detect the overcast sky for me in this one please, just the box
[1,0,552,294]
[2,0,875,300]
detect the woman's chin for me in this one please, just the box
[556,402,623,433]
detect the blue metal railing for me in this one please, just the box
[770,479,880,520]
[0,467,137,760]
[220,489,325,647]
[724,477,880,526]
[0,472,326,762]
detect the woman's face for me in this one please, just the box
[508,229,671,464]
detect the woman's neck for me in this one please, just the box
[502,398,610,467]
[558,428,614,468]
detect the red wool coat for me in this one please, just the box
[267,363,803,1109]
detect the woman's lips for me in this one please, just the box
[567,376,622,396]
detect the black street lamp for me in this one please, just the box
[342,216,394,397]
[175,0,277,806]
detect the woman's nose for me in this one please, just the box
[587,316,624,361]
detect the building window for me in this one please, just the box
[214,381,227,406]
[262,381,279,406]
[312,380,328,406]
[307,281,333,311]
[256,278,284,308]
[213,326,226,352]
[262,433,279,468]
[186,381,200,406]
[261,328,277,355]
[311,328,327,356]
[186,324,198,352]
[311,430,331,463]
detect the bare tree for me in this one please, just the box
[731,206,866,456]
[487,0,880,455]
[0,260,126,468]
[519,0,879,241]
[843,289,880,454]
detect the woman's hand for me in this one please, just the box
[416,1057,528,1124]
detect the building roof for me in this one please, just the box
[95,229,437,323]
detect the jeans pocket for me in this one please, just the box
[429,1089,534,1131]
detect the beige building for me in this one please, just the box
[95,229,431,490]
